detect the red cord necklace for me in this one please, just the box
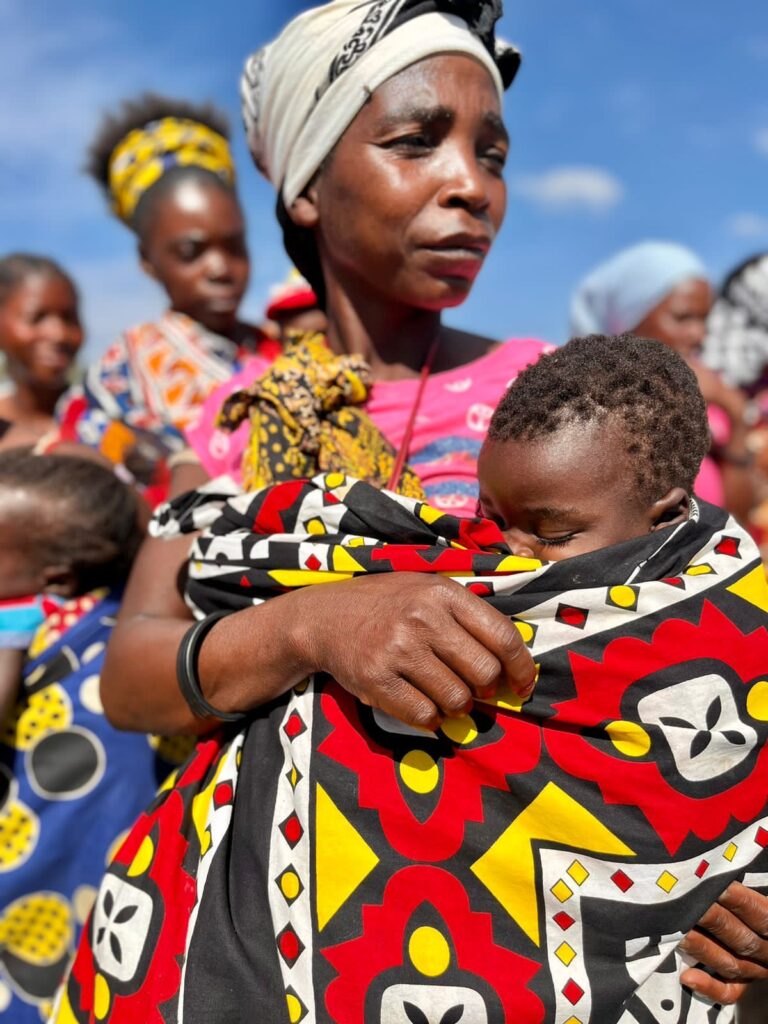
[387,336,441,492]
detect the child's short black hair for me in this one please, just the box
[0,449,143,595]
[487,334,710,502]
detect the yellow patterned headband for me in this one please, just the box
[108,117,236,223]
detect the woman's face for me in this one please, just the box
[140,180,250,337]
[0,273,83,390]
[308,54,508,312]
[632,278,712,359]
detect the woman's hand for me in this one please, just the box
[288,573,537,729]
[680,882,768,1004]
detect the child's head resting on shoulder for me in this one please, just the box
[478,333,710,561]
[0,448,143,599]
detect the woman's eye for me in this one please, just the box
[481,148,507,172]
[385,133,432,152]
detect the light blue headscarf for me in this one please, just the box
[570,241,708,337]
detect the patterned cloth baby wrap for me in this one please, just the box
[54,476,768,1024]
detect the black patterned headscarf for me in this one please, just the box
[241,0,520,206]
[704,252,768,391]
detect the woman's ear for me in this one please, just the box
[41,564,79,598]
[288,180,321,230]
[648,487,690,532]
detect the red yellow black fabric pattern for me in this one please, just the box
[54,475,768,1024]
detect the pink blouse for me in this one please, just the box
[185,339,551,517]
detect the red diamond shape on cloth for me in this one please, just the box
[277,925,305,967]
[240,574,251,588]
[562,980,584,1005]
[662,577,685,588]
[284,712,306,740]
[280,814,304,848]
[756,827,768,848]
[556,604,589,629]
[715,537,741,558]
[468,582,493,597]
[305,554,322,572]
[611,870,634,892]
[554,912,575,931]
[695,860,710,878]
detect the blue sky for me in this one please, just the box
[2,0,767,359]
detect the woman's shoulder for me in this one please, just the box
[437,329,553,381]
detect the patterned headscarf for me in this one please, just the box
[570,241,708,337]
[241,0,520,206]
[108,117,236,223]
[704,252,768,391]
[217,333,426,498]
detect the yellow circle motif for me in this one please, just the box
[94,974,111,1020]
[286,993,303,1023]
[325,473,345,489]
[441,716,478,746]
[747,681,768,722]
[408,926,451,977]
[280,872,301,901]
[609,586,637,609]
[0,893,71,964]
[514,620,535,645]
[128,836,155,878]
[2,685,72,750]
[399,750,440,794]
[606,720,651,757]
[0,799,38,870]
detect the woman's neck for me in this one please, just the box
[322,275,498,382]
[323,280,445,382]
[8,379,62,419]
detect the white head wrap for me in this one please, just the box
[570,241,708,337]
[241,0,519,207]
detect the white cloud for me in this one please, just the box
[726,213,768,239]
[754,129,768,157]
[510,166,625,213]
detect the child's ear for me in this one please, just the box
[40,565,78,598]
[648,487,690,532]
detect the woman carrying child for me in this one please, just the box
[85,0,768,1013]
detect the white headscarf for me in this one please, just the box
[570,241,708,337]
[241,0,519,207]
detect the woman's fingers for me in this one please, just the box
[678,886,768,1003]
[678,963,747,1005]
[447,585,537,695]
[718,883,768,945]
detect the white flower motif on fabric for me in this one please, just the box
[638,674,756,782]
[92,877,153,983]
[380,984,489,1023]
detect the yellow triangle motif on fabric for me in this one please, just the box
[471,782,634,946]
[315,784,379,931]
[727,565,768,613]
[331,548,367,573]
[269,570,355,588]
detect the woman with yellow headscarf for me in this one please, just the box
[54,94,279,501]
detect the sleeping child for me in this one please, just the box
[56,335,768,1024]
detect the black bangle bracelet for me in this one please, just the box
[177,611,247,722]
